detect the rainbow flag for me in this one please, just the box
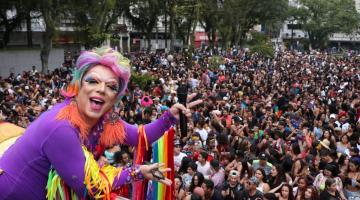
[151,128,175,200]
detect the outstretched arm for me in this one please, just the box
[124,97,203,147]
[123,110,178,146]
[42,124,148,198]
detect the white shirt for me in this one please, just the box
[190,78,199,89]
[196,161,212,178]
[195,128,208,142]
[174,152,187,170]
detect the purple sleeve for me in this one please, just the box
[124,110,178,146]
[112,165,144,189]
[42,124,142,196]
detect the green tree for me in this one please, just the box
[292,0,360,49]
[215,0,288,49]
[124,0,164,52]
[248,31,274,58]
[172,0,199,48]
[236,0,288,45]
[198,0,219,49]
[159,0,177,51]
[39,0,67,73]
[71,0,125,48]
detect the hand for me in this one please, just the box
[140,163,172,186]
[169,93,203,120]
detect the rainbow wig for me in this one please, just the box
[62,47,131,101]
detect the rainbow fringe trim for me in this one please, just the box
[46,146,121,200]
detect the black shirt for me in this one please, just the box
[235,189,263,200]
[210,189,224,200]
[320,190,341,200]
[222,182,243,200]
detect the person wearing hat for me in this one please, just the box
[327,113,337,130]
[236,176,263,200]
[174,140,187,172]
[319,138,331,151]
[334,127,343,137]
[221,170,242,200]
[252,153,273,176]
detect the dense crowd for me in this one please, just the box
[1,48,359,200]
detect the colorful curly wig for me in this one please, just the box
[62,47,131,101]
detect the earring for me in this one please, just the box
[100,106,125,147]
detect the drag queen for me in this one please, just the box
[0,47,200,199]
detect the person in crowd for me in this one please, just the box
[268,164,291,190]
[196,151,212,178]
[313,164,346,199]
[319,178,343,200]
[236,176,263,200]
[254,168,270,193]
[183,161,198,190]
[175,175,186,200]
[252,153,273,176]
[343,159,360,198]
[174,140,188,171]
[202,179,223,200]
[189,172,205,193]
[293,176,308,200]
[304,186,320,200]
[275,184,294,200]
[338,154,350,179]
[209,159,225,190]
[222,170,242,200]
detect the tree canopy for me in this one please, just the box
[290,0,360,49]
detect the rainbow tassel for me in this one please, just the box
[133,125,151,200]
[46,146,122,200]
[151,128,175,200]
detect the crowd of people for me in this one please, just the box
[0,48,359,200]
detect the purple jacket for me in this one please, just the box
[0,100,176,199]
